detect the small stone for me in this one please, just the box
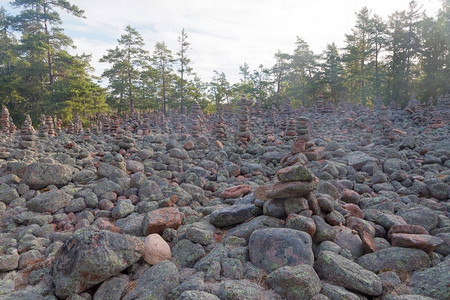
[143,234,172,265]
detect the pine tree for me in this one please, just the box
[176,28,192,114]
[152,41,174,116]
[100,25,148,113]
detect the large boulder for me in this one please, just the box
[314,251,382,296]
[22,162,72,189]
[249,228,314,273]
[26,189,71,213]
[53,230,144,298]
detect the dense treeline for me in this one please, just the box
[0,0,448,124]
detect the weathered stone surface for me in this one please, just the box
[53,230,144,298]
[276,165,314,182]
[259,177,319,199]
[314,251,382,296]
[172,239,206,268]
[97,162,128,179]
[142,207,183,235]
[26,189,71,213]
[225,215,284,241]
[266,264,321,300]
[93,275,130,300]
[209,204,262,228]
[409,260,450,300]
[356,247,430,274]
[0,184,19,205]
[22,162,73,189]
[122,260,179,300]
[249,228,314,273]
[286,214,316,237]
[391,233,443,252]
[217,279,281,300]
[346,151,378,170]
[144,233,172,265]
[177,291,220,300]
[396,206,439,231]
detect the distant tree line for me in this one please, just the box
[0,0,448,125]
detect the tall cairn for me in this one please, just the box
[236,94,253,147]
[292,117,310,154]
[1,106,10,134]
[46,115,55,137]
[284,118,297,141]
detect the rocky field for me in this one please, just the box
[0,96,449,300]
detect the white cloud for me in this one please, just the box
[5,0,443,83]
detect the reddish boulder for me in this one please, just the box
[391,233,443,252]
[142,207,183,235]
[387,224,428,240]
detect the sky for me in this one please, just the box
[4,0,444,84]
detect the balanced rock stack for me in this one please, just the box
[255,164,320,219]
[46,115,55,137]
[283,118,297,140]
[190,118,200,138]
[214,115,227,141]
[190,101,204,122]
[19,115,36,148]
[55,118,62,134]
[38,119,49,139]
[280,98,293,131]
[1,106,10,134]
[436,94,450,123]
[66,121,74,134]
[236,94,253,147]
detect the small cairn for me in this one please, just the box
[67,121,74,134]
[255,164,320,219]
[1,106,10,134]
[38,119,48,139]
[110,116,120,137]
[191,101,204,121]
[214,115,227,141]
[280,98,293,131]
[253,100,264,119]
[236,94,253,147]
[46,115,55,137]
[316,94,325,113]
[378,105,395,144]
[437,94,450,123]
[82,128,91,141]
[190,118,200,138]
[322,99,335,113]
[55,118,62,134]
[292,117,310,154]
[284,118,297,140]
[20,115,35,149]
[373,95,384,113]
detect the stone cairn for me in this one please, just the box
[191,101,204,120]
[1,106,10,134]
[292,117,310,154]
[436,94,450,124]
[280,98,293,131]
[38,118,48,139]
[214,115,227,141]
[378,105,395,144]
[284,118,297,140]
[19,115,35,149]
[190,119,201,138]
[46,115,55,137]
[67,121,74,134]
[236,94,253,147]
[255,164,320,221]
[55,118,62,134]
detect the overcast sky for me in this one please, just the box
[5,0,443,83]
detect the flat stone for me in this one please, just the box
[258,177,319,199]
[22,162,73,189]
[346,151,378,171]
[276,165,314,182]
[219,184,252,199]
[27,189,71,213]
[209,204,262,228]
[391,233,443,252]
